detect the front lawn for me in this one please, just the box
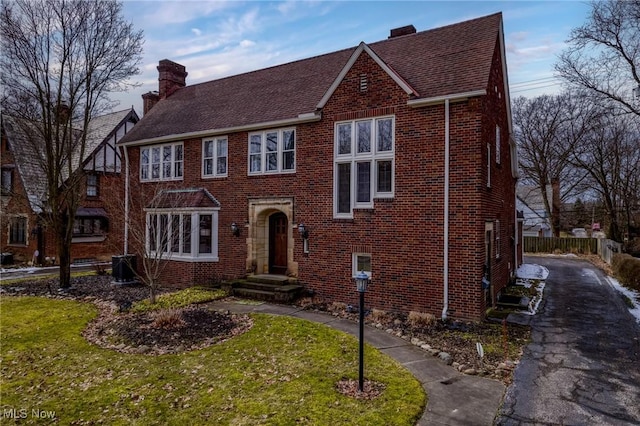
[1,297,425,425]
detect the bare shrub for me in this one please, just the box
[407,311,437,328]
[328,301,347,313]
[370,308,393,324]
[152,309,186,329]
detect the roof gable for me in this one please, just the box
[316,42,418,109]
[1,109,137,212]
[147,188,221,209]
[119,13,503,145]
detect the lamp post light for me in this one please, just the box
[355,271,370,392]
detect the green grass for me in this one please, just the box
[130,287,228,312]
[1,297,425,425]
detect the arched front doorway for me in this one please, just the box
[269,212,288,274]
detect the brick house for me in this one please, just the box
[0,108,139,265]
[118,13,519,321]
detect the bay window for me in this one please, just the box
[146,209,218,261]
[334,116,394,217]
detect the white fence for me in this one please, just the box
[597,238,622,265]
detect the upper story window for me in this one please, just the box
[334,116,394,217]
[202,137,228,178]
[248,128,295,175]
[1,167,13,195]
[140,142,183,182]
[486,143,491,188]
[86,174,99,197]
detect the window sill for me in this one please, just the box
[151,255,220,263]
[72,236,106,243]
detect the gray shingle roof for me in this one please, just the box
[2,109,137,212]
[120,13,502,144]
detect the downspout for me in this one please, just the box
[123,146,130,254]
[442,99,450,320]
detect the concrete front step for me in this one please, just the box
[227,274,303,303]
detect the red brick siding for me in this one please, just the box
[125,45,516,321]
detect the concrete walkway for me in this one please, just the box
[208,299,505,426]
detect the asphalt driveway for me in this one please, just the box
[497,256,640,425]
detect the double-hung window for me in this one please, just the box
[202,137,228,177]
[86,174,98,197]
[334,116,394,217]
[140,142,183,181]
[146,209,218,261]
[248,128,295,174]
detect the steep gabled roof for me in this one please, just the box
[1,108,137,212]
[120,13,503,145]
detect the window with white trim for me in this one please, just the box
[202,137,228,177]
[495,125,501,164]
[352,253,372,278]
[140,142,183,181]
[334,116,394,217]
[248,128,295,174]
[146,209,218,261]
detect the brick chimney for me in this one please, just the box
[389,25,416,39]
[157,59,187,100]
[142,91,160,115]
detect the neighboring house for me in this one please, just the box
[0,108,139,264]
[118,13,519,321]
[516,185,553,237]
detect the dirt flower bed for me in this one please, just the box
[298,298,531,384]
[2,275,252,356]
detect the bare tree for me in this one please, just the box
[571,113,640,242]
[556,0,640,116]
[104,178,194,304]
[0,0,143,288]
[513,93,598,236]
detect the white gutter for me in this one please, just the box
[442,99,450,321]
[407,89,486,108]
[123,146,130,254]
[119,112,321,147]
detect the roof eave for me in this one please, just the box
[406,89,487,107]
[119,112,322,147]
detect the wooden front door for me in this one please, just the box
[269,213,288,274]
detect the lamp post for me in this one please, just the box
[355,271,370,392]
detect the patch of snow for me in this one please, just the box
[521,281,545,316]
[517,264,549,280]
[606,276,640,324]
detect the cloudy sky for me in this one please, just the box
[114,0,593,115]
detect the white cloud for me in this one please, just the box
[239,39,255,48]
[191,28,202,36]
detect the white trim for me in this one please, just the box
[119,113,320,147]
[442,99,450,321]
[352,253,372,278]
[407,89,487,108]
[202,136,228,178]
[247,128,296,175]
[333,116,395,217]
[317,42,417,109]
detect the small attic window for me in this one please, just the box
[360,74,368,92]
